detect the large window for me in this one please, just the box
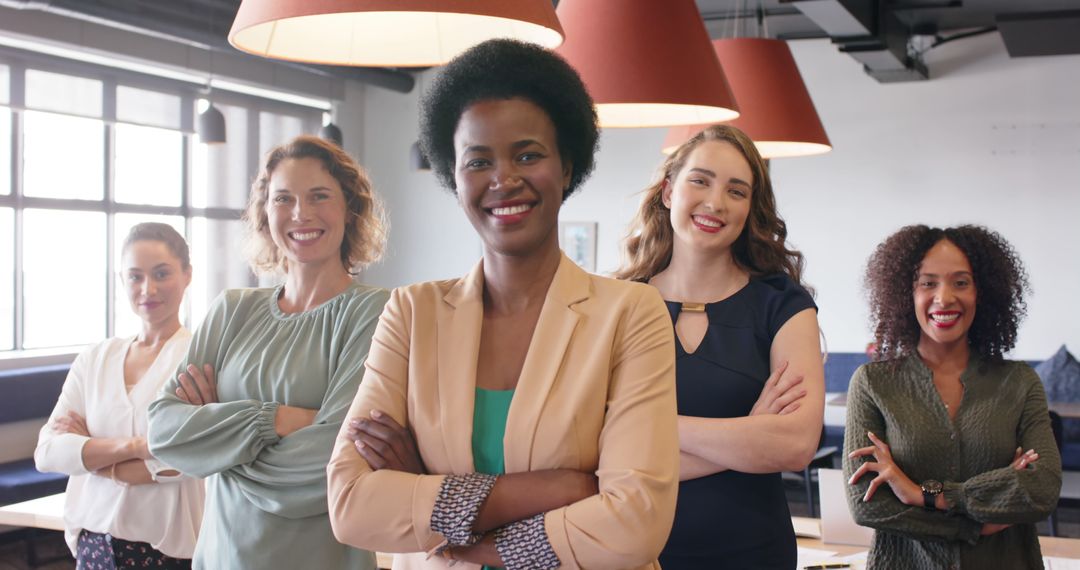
[0,52,321,352]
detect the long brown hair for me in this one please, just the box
[615,124,808,290]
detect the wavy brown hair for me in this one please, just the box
[244,135,387,275]
[865,224,1029,362]
[615,124,807,289]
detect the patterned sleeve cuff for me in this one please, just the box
[430,473,497,546]
[494,513,560,570]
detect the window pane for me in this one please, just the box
[0,208,12,350]
[192,103,250,209]
[113,213,187,337]
[117,86,181,129]
[25,70,102,117]
[0,109,9,196]
[0,65,8,105]
[114,123,183,206]
[258,111,304,159]
[23,111,104,200]
[189,218,252,329]
[23,209,106,348]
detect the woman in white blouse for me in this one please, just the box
[35,222,203,569]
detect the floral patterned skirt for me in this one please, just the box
[76,530,191,569]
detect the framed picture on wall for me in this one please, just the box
[559,221,597,272]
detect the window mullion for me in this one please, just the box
[11,64,24,350]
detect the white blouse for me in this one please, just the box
[34,329,204,559]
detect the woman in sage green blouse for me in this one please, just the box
[844,225,1061,570]
[147,136,389,570]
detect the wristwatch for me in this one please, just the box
[921,479,943,510]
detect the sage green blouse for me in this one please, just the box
[148,284,389,570]
[843,354,1061,570]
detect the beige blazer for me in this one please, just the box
[328,254,678,569]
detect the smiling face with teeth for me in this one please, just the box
[453,98,572,259]
[662,141,753,255]
[913,239,978,351]
[265,157,348,273]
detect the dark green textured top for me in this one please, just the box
[843,354,1062,570]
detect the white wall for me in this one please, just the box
[349,33,1080,361]
[774,34,1080,358]
[356,71,482,287]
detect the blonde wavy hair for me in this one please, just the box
[615,124,808,290]
[243,135,387,275]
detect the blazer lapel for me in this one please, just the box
[504,254,592,472]
[438,258,485,475]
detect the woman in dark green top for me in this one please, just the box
[844,225,1061,570]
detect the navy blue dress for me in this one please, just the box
[658,274,816,570]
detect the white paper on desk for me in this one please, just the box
[1046,557,1080,570]
[792,516,822,538]
[797,546,839,568]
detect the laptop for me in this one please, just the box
[818,468,875,547]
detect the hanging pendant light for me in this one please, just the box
[555,0,739,128]
[662,38,831,158]
[197,102,227,144]
[409,141,431,171]
[229,0,564,67]
[319,122,343,146]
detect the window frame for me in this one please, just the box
[0,45,322,353]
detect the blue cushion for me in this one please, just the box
[1035,345,1080,441]
[824,352,870,393]
[0,364,69,424]
[0,459,67,506]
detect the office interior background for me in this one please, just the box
[0,0,1078,559]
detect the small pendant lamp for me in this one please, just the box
[229,0,564,67]
[319,122,343,146]
[662,39,831,158]
[409,141,431,171]
[555,0,739,128]
[197,102,227,144]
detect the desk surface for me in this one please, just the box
[5,496,1076,565]
[0,493,65,531]
[794,517,1080,559]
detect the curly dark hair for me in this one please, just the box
[419,39,599,200]
[865,224,1029,362]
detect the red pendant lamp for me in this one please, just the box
[229,0,564,67]
[662,38,831,158]
[555,0,739,128]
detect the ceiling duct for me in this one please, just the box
[997,10,1080,57]
[789,0,927,83]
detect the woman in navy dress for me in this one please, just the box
[617,124,825,569]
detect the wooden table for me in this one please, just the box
[6,497,1075,566]
[0,493,65,531]
[1051,401,1080,420]
[793,516,1080,559]
[0,493,396,567]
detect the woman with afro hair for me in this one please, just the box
[844,224,1061,569]
[327,39,679,570]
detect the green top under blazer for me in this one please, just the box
[148,283,389,570]
[843,354,1062,570]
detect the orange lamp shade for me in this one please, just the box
[229,0,564,67]
[555,0,739,128]
[662,38,831,158]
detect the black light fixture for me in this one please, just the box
[320,122,343,146]
[409,141,430,171]
[197,102,227,144]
